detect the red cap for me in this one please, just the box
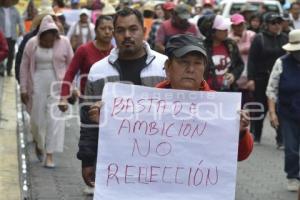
[203,0,214,6]
[163,2,176,11]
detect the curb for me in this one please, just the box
[16,83,32,200]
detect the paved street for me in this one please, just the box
[236,120,297,200]
[25,108,93,200]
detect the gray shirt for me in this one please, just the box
[0,6,24,40]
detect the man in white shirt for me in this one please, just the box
[67,8,95,51]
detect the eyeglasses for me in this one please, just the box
[270,20,282,25]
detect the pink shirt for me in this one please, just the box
[228,30,256,70]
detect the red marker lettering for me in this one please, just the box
[106,163,119,186]
[125,165,135,184]
[117,119,131,135]
[111,97,124,116]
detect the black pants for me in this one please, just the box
[252,78,282,144]
[252,78,268,142]
[0,38,16,74]
[6,38,16,74]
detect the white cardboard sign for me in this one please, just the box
[94,82,241,200]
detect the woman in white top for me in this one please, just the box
[20,15,74,168]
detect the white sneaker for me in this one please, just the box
[83,186,94,195]
[287,179,299,192]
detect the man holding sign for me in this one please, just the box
[77,7,167,190]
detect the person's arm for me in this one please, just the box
[226,40,244,85]
[237,110,253,161]
[15,31,36,83]
[246,34,262,91]
[60,45,83,96]
[65,37,74,65]
[268,98,279,129]
[58,40,80,112]
[247,34,262,81]
[15,36,27,83]
[238,129,253,161]
[19,41,32,104]
[266,58,282,129]
[0,31,8,62]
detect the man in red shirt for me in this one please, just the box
[154,3,199,54]
[58,15,113,112]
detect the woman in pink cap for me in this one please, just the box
[197,14,244,92]
[229,13,256,105]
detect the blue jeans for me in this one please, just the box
[280,116,300,179]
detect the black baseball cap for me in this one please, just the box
[165,34,207,58]
[264,12,283,23]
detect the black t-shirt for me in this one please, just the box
[118,55,147,85]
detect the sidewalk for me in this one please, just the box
[0,76,20,200]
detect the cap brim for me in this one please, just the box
[282,43,300,51]
[173,46,207,57]
[215,23,231,30]
[268,17,283,22]
[213,18,232,30]
[232,20,245,25]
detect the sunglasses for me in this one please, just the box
[270,20,282,25]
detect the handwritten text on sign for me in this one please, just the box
[94,83,241,200]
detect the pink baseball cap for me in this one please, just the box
[230,13,246,25]
[163,2,176,11]
[212,15,231,30]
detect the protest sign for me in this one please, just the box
[94,82,241,200]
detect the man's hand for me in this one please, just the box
[21,93,29,105]
[72,89,80,98]
[82,166,95,187]
[67,89,79,105]
[269,112,279,129]
[58,98,68,112]
[246,80,255,91]
[239,110,250,138]
[224,73,235,85]
[88,101,102,124]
